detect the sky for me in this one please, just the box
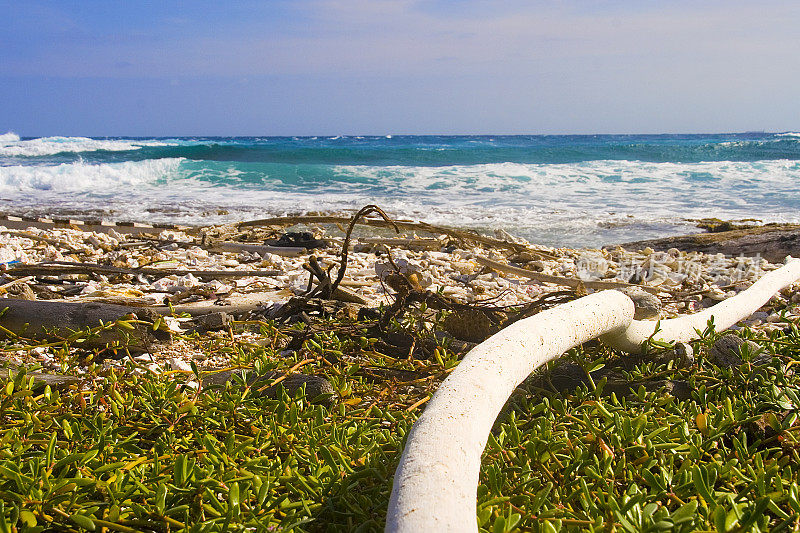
[1,0,799,136]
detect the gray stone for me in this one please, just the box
[673,342,695,366]
[617,286,662,320]
[710,334,769,368]
[187,312,232,332]
[5,283,36,300]
[202,369,335,404]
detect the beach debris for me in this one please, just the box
[5,261,282,280]
[209,241,305,257]
[266,231,328,249]
[305,204,398,300]
[0,299,170,349]
[474,255,664,294]
[1,206,796,390]
[238,213,557,257]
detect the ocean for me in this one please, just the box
[1,132,799,249]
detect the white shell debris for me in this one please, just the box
[1,222,795,344]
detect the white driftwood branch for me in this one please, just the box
[602,259,800,353]
[386,259,800,532]
[386,291,635,532]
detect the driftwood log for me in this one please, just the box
[6,262,282,280]
[208,241,306,257]
[0,299,170,349]
[238,214,557,258]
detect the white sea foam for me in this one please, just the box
[776,132,800,138]
[3,157,800,248]
[0,134,175,157]
[0,158,185,192]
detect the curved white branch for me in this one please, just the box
[602,259,800,353]
[387,259,800,532]
[386,291,635,532]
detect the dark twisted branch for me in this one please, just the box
[304,205,399,299]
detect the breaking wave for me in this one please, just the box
[0,158,185,191]
[0,133,176,157]
[1,156,800,247]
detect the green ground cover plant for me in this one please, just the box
[2,313,800,532]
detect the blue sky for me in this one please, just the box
[2,0,798,136]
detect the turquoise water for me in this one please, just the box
[1,132,799,248]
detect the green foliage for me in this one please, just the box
[2,313,800,531]
[0,357,415,531]
[479,323,800,532]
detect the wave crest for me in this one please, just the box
[0,158,185,192]
[0,135,176,157]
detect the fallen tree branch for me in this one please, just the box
[474,255,665,295]
[208,241,306,257]
[0,299,170,348]
[356,237,442,250]
[6,261,282,280]
[330,205,398,298]
[238,214,557,258]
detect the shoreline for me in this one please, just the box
[3,210,797,255]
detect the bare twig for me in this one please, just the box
[474,255,667,295]
[7,261,282,280]
[330,205,399,298]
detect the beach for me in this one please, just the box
[4,137,800,530]
[2,213,797,373]
[3,213,800,529]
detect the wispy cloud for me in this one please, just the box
[3,0,798,80]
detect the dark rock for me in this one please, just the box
[202,369,335,404]
[710,334,769,368]
[603,379,693,401]
[532,362,693,400]
[610,224,800,263]
[673,342,695,366]
[442,309,497,342]
[649,342,695,367]
[266,232,327,250]
[187,312,232,333]
[357,307,382,321]
[744,412,782,442]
